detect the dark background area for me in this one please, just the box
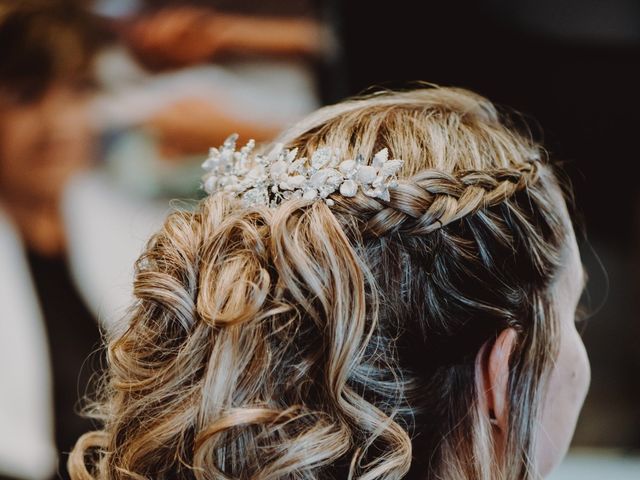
[334,0,640,449]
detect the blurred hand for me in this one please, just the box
[123,6,324,70]
[125,6,224,69]
[145,98,282,159]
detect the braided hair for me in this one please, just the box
[70,86,570,480]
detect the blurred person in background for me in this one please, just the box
[90,0,330,198]
[0,2,103,479]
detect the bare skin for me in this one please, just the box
[480,192,590,476]
[122,6,325,70]
[145,98,283,159]
[0,85,92,255]
[114,5,320,158]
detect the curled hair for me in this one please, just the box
[70,87,569,479]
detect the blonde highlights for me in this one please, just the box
[70,87,568,479]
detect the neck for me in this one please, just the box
[2,195,66,256]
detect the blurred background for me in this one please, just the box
[0,0,638,479]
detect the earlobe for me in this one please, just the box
[478,328,518,432]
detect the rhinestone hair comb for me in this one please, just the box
[202,134,404,208]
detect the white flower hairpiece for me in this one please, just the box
[202,134,404,208]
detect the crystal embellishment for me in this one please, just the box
[202,134,404,208]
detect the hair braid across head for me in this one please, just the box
[358,160,540,237]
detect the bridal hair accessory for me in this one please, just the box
[202,134,404,208]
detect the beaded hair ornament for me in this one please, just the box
[202,134,404,208]
[202,133,542,238]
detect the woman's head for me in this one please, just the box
[70,87,589,479]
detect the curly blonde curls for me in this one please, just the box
[70,86,570,480]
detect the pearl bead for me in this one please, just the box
[303,189,318,200]
[356,165,377,184]
[340,179,358,197]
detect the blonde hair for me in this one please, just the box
[70,87,568,479]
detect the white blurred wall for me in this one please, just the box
[549,450,640,480]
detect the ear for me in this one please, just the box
[478,328,518,431]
